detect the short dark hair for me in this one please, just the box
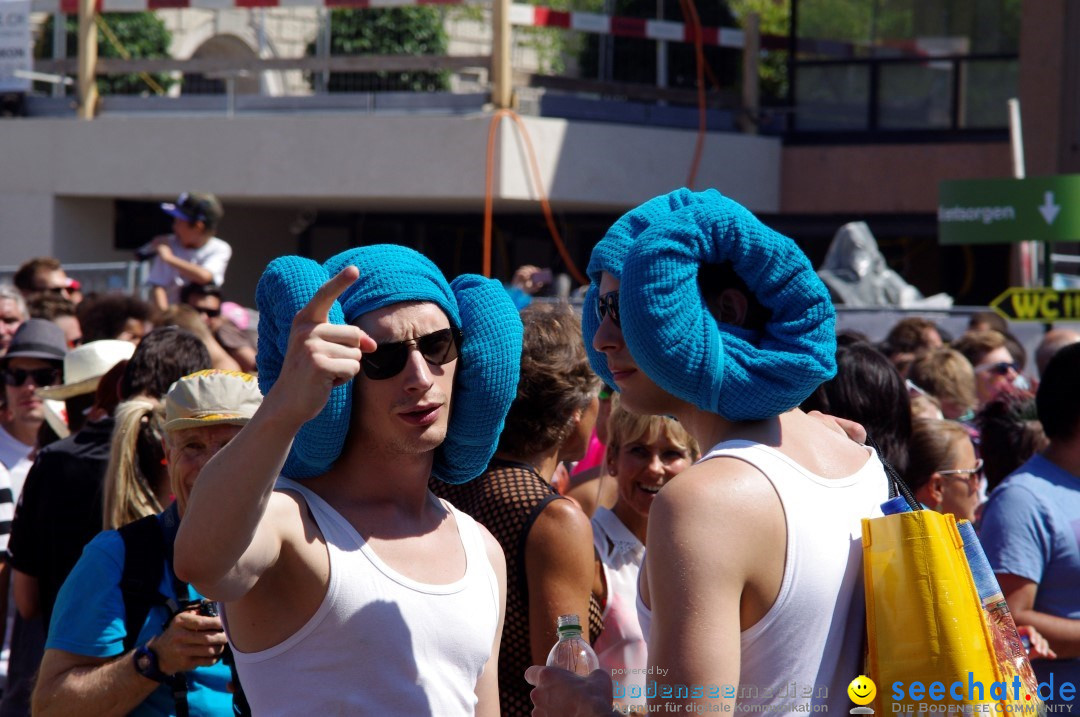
[120,326,211,400]
[968,311,1008,334]
[13,257,62,293]
[27,293,76,321]
[698,263,770,332]
[497,303,599,457]
[883,317,940,357]
[801,342,911,474]
[1036,342,1080,442]
[76,294,154,343]
[179,282,223,305]
[975,393,1046,491]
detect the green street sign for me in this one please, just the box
[938,174,1080,245]
[990,287,1080,321]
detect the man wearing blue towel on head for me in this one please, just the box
[174,246,523,715]
[526,189,890,714]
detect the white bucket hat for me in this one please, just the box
[37,339,136,401]
[164,369,262,432]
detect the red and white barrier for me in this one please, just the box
[29,0,745,49]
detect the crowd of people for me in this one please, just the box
[0,188,1074,715]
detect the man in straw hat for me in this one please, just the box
[33,369,261,717]
[175,246,523,714]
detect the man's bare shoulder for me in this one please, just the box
[267,486,327,544]
[646,457,785,622]
[476,522,506,581]
[650,457,783,564]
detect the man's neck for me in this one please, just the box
[0,418,37,448]
[673,406,743,453]
[1040,440,1080,479]
[314,441,438,518]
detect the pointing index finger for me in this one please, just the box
[298,266,359,325]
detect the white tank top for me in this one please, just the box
[225,477,500,716]
[637,440,887,712]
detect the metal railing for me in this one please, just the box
[0,261,146,296]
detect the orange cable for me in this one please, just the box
[483,109,589,286]
[678,0,707,188]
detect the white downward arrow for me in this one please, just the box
[1040,191,1061,225]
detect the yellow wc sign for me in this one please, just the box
[990,287,1080,321]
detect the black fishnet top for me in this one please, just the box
[431,459,604,716]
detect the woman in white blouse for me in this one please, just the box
[590,398,698,711]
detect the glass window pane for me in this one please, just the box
[878,61,953,129]
[960,59,1018,128]
[795,64,869,130]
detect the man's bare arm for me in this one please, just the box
[150,285,169,312]
[13,568,38,619]
[646,458,780,710]
[475,527,507,717]
[1000,573,1080,658]
[33,612,227,717]
[174,266,375,601]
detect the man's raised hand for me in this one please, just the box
[271,267,377,426]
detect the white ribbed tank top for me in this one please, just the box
[637,440,887,712]
[224,477,500,717]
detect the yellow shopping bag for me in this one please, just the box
[862,509,1003,712]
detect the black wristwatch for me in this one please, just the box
[133,644,170,683]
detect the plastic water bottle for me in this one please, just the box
[545,614,599,676]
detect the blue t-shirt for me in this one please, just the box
[47,524,232,716]
[979,454,1080,701]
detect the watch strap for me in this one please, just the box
[133,644,169,683]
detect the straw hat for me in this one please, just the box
[37,339,135,401]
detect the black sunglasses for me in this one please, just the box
[596,291,620,327]
[196,306,222,319]
[359,328,462,381]
[976,361,1019,377]
[3,367,61,387]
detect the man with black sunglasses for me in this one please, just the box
[175,245,523,715]
[0,320,66,702]
[0,320,65,493]
[180,283,258,374]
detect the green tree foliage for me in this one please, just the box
[728,0,789,102]
[305,8,449,93]
[36,13,174,96]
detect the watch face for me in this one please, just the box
[136,653,152,672]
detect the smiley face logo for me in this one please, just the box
[848,675,876,706]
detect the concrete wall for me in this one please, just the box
[780,141,1013,214]
[0,113,781,301]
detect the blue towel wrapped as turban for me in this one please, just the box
[583,188,836,421]
[256,245,523,483]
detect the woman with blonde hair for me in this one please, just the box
[102,398,168,530]
[591,397,699,711]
